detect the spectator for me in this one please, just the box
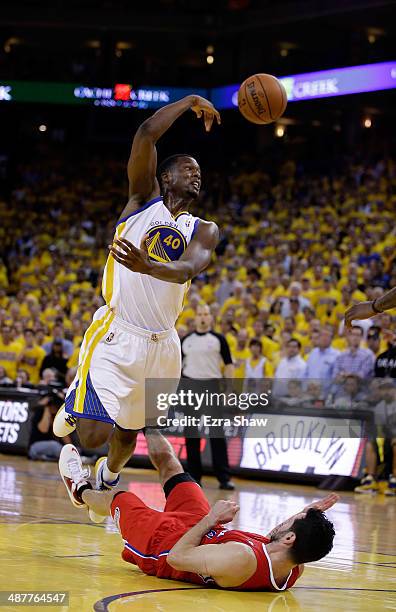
[333,326,374,381]
[40,368,58,385]
[40,341,68,381]
[42,324,74,358]
[366,326,382,357]
[0,365,13,385]
[215,267,238,305]
[18,328,46,384]
[243,338,273,393]
[375,332,396,378]
[281,282,311,317]
[28,391,72,461]
[15,368,31,388]
[333,375,368,410]
[305,328,340,388]
[273,339,307,396]
[0,324,23,380]
[232,329,250,378]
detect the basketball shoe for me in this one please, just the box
[88,457,120,524]
[59,444,92,508]
[354,474,378,494]
[384,475,396,496]
[53,404,77,437]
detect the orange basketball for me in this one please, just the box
[238,73,287,125]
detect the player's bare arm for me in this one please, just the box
[266,493,339,540]
[344,286,396,328]
[167,500,257,587]
[109,219,219,284]
[121,95,221,219]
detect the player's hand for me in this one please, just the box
[190,95,221,132]
[303,493,340,513]
[207,500,239,526]
[344,301,376,328]
[109,237,152,274]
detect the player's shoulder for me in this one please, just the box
[191,218,219,245]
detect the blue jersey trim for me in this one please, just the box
[124,541,170,560]
[117,196,163,226]
[191,218,200,239]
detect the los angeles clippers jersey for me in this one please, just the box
[102,196,200,331]
[157,527,300,591]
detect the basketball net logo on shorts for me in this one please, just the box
[145,226,187,263]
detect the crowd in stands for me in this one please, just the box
[0,155,395,408]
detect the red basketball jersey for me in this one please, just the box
[154,527,300,591]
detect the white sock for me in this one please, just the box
[102,462,119,483]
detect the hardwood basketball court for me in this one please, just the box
[0,456,395,611]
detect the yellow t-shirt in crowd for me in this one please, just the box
[232,347,251,378]
[0,340,23,379]
[18,345,46,384]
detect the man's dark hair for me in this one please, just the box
[23,328,35,335]
[157,154,196,189]
[249,338,262,350]
[350,325,364,335]
[289,509,335,564]
[288,338,301,350]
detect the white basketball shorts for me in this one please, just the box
[65,306,181,430]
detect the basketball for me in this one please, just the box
[238,73,287,125]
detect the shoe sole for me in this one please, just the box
[354,489,378,494]
[59,445,86,509]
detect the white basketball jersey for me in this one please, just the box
[102,196,201,331]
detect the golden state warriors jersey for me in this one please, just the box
[102,196,201,331]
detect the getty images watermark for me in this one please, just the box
[155,389,271,428]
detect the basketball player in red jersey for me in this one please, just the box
[59,432,338,591]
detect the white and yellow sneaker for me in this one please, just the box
[354,474,378,494]
[384,475,396,496]
[53,404,77,437]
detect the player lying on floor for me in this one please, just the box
[59,432,338,591]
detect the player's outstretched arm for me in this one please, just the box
[167,500,256,587]
[126,95,221,202]
[344,287,396,328]
[266,493,339,540]
[109,219,219,284]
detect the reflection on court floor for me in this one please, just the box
[0,456,394,612]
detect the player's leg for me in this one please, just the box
[145,429,183,486]
[76,418,112,449]
[210,436,235,490]
[145,429,210,517]
[185,437,203,484]
[106,426,138,474]
[384,438,396,496]
[355,439,379,493]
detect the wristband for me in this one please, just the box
[372,298,384,314]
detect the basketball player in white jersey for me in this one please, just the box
[54,95,221,511]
